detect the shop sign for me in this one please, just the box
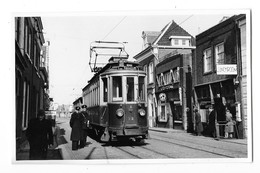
[159,93,166,102]
[217,64,237,75]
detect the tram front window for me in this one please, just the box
[138,76,145,101]
[112,76,122,101]
[127,77,134,102]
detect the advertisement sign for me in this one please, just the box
[217,64,237,75]
[159,93,166,102]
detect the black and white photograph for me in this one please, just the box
[1,0,259,173]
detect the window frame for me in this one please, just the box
[112,76,123,102]
[148,62,154,84]
[203,48,213,74]
[215,42,225,66]
[158,100,168,122]
[138,76,146,102]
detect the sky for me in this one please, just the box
[41,11,244,105]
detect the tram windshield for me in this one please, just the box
[112,76,122,101]
[127,77,135,101]
[138,76,145,101]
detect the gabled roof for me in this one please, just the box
[154,20,193,46]
[142,31,161,44]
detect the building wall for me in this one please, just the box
[238,16,247,138]
[193,15,247,138]
[194,19,237,86]
[15,17,47,150]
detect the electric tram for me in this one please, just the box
[82,41,148,142]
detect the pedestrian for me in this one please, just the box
[69,106,85,150]
[26,110,53,160]
[225,109,234,138]
[194,108,203,136]
[81,105,89,146]
[206,106,216,137]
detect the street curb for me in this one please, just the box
[149,129,168,133]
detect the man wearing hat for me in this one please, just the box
[69,106,85,150]
[80,105,89,147]
[26,110,53,160]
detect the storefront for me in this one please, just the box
[194,79,241,138]
[156,85,183,129]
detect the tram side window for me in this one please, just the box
[112,76,122,101]
[102,78,108,102]
[138,76,145,101]
[127,77,134,102]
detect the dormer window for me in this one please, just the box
[169,36,191,47]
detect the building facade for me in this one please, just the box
[15,17,49,151]
[134,20,195,129]
[155,52,193,130]
[193,14,247,138]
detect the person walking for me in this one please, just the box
[26,110,53,160]
[194,108,203,136]
[69,106,85,150]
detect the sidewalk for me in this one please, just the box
[16,142,62,160]
[149,127,247,145]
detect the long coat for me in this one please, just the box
[70,112,84,141]
[225,112,234,133]
[195,112,203,133]
[26,118,53,148]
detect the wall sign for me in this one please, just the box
[159,93,166,102]
[217,64,237,75]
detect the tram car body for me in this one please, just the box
[82,56,148,142]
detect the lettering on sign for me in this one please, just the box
[217,64,237,75]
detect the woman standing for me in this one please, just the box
[194,108,203,136]
[225,109,234,138]
[70,106,84,150]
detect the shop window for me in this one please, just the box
[127,77,135,102]
[164,71,172,85]
[158,100,167,122]
[203,48,213,73]
[112,76,122,101]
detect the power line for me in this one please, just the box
[102,16,127,40]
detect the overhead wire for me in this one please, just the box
[102,16,127,40]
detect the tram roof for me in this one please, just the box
[82,57,142,91]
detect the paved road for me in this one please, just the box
[55,117,248,160]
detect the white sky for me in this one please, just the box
[41,11,243,105]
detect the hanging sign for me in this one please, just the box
[159,93,166,102]
[217,64,237,75]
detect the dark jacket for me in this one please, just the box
[26,118,53,147]
[70,112,84,141]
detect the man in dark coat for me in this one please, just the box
[26,110,53,160]
[70,106,85,150]
[80,105,89,147]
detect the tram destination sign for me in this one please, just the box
[217,64,237,75]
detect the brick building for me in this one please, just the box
[133,20,195,128]
[15,17,49,151]
[193,14,247,138]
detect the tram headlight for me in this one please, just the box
[138,109,146,116]
[116,108,124,117]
